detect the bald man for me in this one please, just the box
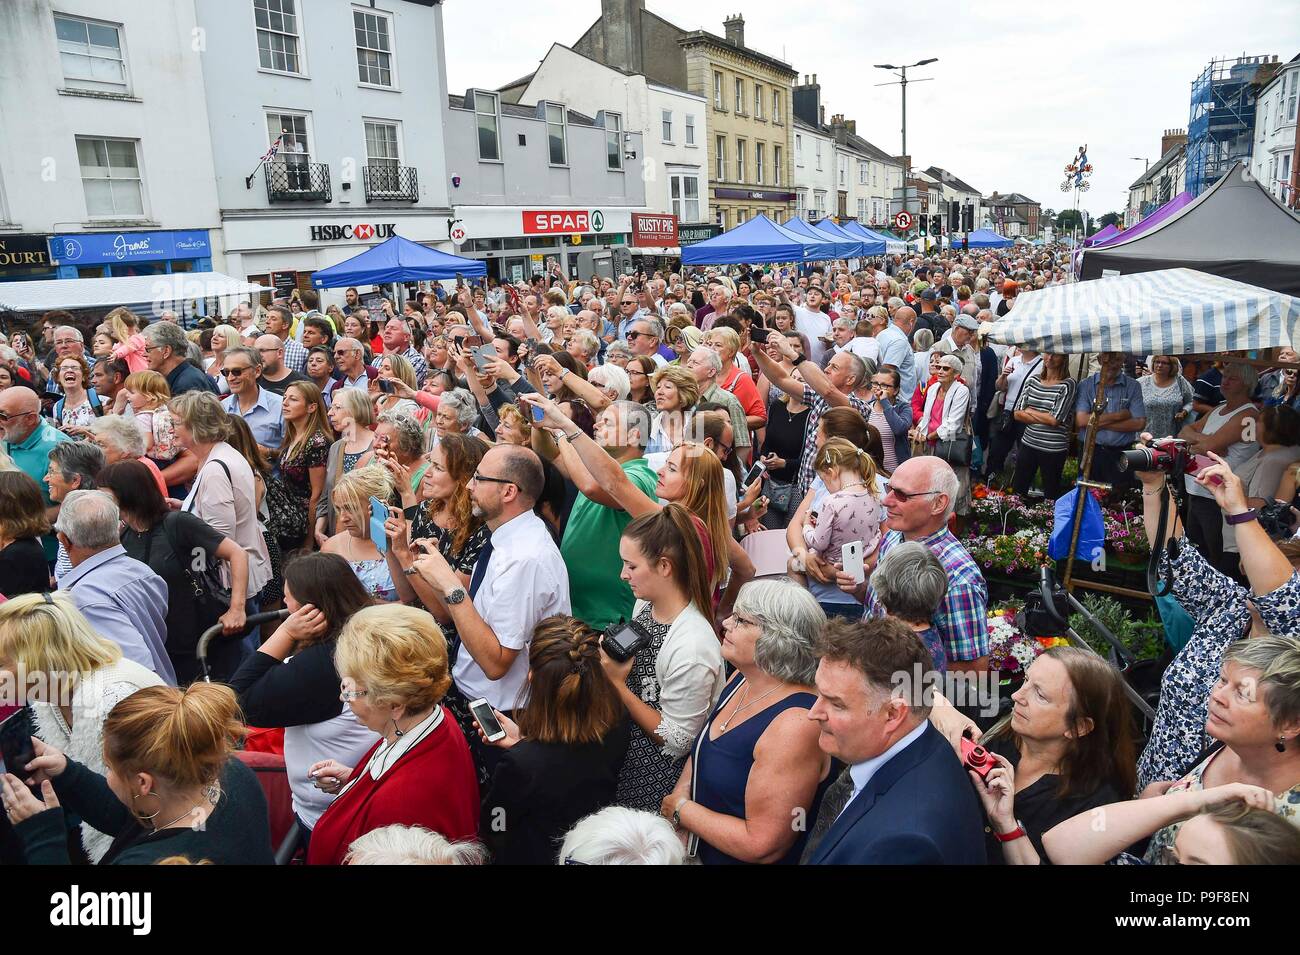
[254,333,308,397]
[0,385,69,557]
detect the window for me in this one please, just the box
[670,174,700,222]
[76,137,143,217]
[685,114,696,146]
[474,91,500,161]
[795,134,803,165]
[774,145,782,185]
[736,137,746,182]
[266,112,312,189]
[364,121,400,173]
[859,161,867,185]
[858,198,867,220]
[354,9,393,87]
[1289,71,1299,123]
[716,135,726,180]
[772,89,782,124]
[814,190,826,218]
[604,112,623,170]
[735,209,745,224]
[254,0,301,74]
[714,72,724,109]
[838,155,847,188]
[754,83,764,119]
[755,142,764,185]
[735,78,744,114]
[795,190,807,218]
[661,109,673,143]
[545,103,567,165]
[872,164,878,187]
[717,207,727,228]
[55,14,127,91]
[873,198,885,223]
[815,140,822,171]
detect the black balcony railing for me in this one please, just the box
[266,161,332,202]
[363,164,419,202]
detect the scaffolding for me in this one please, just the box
[1186,55,1272,196]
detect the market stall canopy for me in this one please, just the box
[680,214,814,265]
[779,217,854,259]
[1091,192,1192,249]
[311,235,485,288]
[1080,164,1300,294]
[1083,223,1120,247]
[966,228,1013,249]
[811,218,869,257]
[984,268,1300,355]
[840,220,905,255]
[0,271,267,312]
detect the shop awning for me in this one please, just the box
[983,268,1300,355]
[311,235,486,288]
[0,271,267,312]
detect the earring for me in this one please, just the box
[132,791,163,823]
[1277,736,1287,754]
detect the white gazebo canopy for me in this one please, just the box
[0,271,266,313]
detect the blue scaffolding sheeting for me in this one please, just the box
[1186,55,1272,196]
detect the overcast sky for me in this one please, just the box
[443,0,1299,218]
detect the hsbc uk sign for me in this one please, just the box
[522,209,605,235]
[309,223,397,242]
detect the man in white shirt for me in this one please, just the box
[333,337,370,391]
[792,286,834,366]
[413,444,569,729]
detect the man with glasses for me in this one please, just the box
[220,345,284,455]
[142,320,218,396]
[410,444,569,771]
[616,291,646,341]
[685,346,752,458]
[41,326,89,398]
[626,318,668,369]
[333,337,369,391]
[371,317,428,385]
[857,456,989,674]
[254,334,308,397]
[0,386,68,559]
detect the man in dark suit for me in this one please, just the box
[801,617,986,865]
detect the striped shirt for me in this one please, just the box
[1015,377,1077,454]
[796,383,871,500]
[865,527,989,662]
[281,337,308,375]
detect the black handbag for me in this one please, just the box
[762,476,796,516]
[933,395,974,467]
[160,512,231,622]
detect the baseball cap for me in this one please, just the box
[920,288,938,301]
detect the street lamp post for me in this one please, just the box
[874,58,937,239]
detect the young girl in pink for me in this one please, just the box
[804,437,884,566]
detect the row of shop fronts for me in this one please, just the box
[0,211,725,310]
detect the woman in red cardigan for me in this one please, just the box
[306,604,480,865]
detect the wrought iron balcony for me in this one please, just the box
[363,164,419,202]
[266,161,332,202]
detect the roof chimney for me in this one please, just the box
[819,104,825,125]
[600,0,645,73]
[846,119,856,135]
[1161,127,1187,156]
[723,14,745,47]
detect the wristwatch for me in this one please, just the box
[671,797,690,830]
[444,587,468,605]
[993,820,1027,843]
[1224,508,1259,526]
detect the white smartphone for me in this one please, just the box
[841,540,865,585]
[468,697,506,742]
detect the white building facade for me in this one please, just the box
[506,43,709,236]
[193,0,452,304]
[1251,55,1299,207]
[792,118,836,221]
[0,0,222,285]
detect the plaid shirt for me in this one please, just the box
[865,527,989,662]
[795,384,870,500]
[371,345,428,385]
[281,336,308,374]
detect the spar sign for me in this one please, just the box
[522,209,605,235]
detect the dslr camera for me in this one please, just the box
[1118,437,1199,477]
[601,618,653,663]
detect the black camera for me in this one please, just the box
[601,618,653,663]
[1258,500,1297,542]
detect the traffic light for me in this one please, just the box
[918,215,927,236]
[930,215,943,237]
[948,201,960,231]
[962,204,975,231]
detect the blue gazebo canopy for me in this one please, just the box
[681,214,816,265]
[311,234,486,288]
[966,228,1013,249]
[811,218,870,257]
[780,217,856,259]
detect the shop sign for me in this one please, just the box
[309,223,397,242]
[678,223,722,246]
[630,213,678,247]
[522,209,604,234]
[0,234,53,271]
[48,229,211,265]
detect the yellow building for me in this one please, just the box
[681,17,796,229]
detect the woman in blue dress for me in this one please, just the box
[663,580,836,864]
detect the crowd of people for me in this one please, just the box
[1,251,1298,866]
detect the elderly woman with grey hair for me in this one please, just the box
[869,541,949,673]
[604,341,633,369]
[46,441,105,583]
[373,410,430,498]
[431,387,482,447]
[663,579,836,865]
[588,363,631,402]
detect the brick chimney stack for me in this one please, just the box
[1160,127,1187,156]
[723,14,745,47]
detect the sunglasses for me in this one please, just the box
[886,486,942,502]
[221,366,251,377]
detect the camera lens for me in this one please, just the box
[1118,447,1157,473]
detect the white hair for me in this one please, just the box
[546,305,569,323]
[588,363,630,400]
[570,329,600,360]
[691,346,723,376]
[89,414,147,458]
[54,489,120,550]
[558,807,686,865]
[917,456,960,520]
[344,825,487,865]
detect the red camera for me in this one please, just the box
[961,735,998,779]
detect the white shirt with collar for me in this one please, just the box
[453,509,570,711]
[841,719,929,818]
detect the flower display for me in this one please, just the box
[987,605,1045,675]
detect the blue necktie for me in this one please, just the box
[467,536,494,599]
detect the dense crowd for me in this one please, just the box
[1,249,1298,865]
